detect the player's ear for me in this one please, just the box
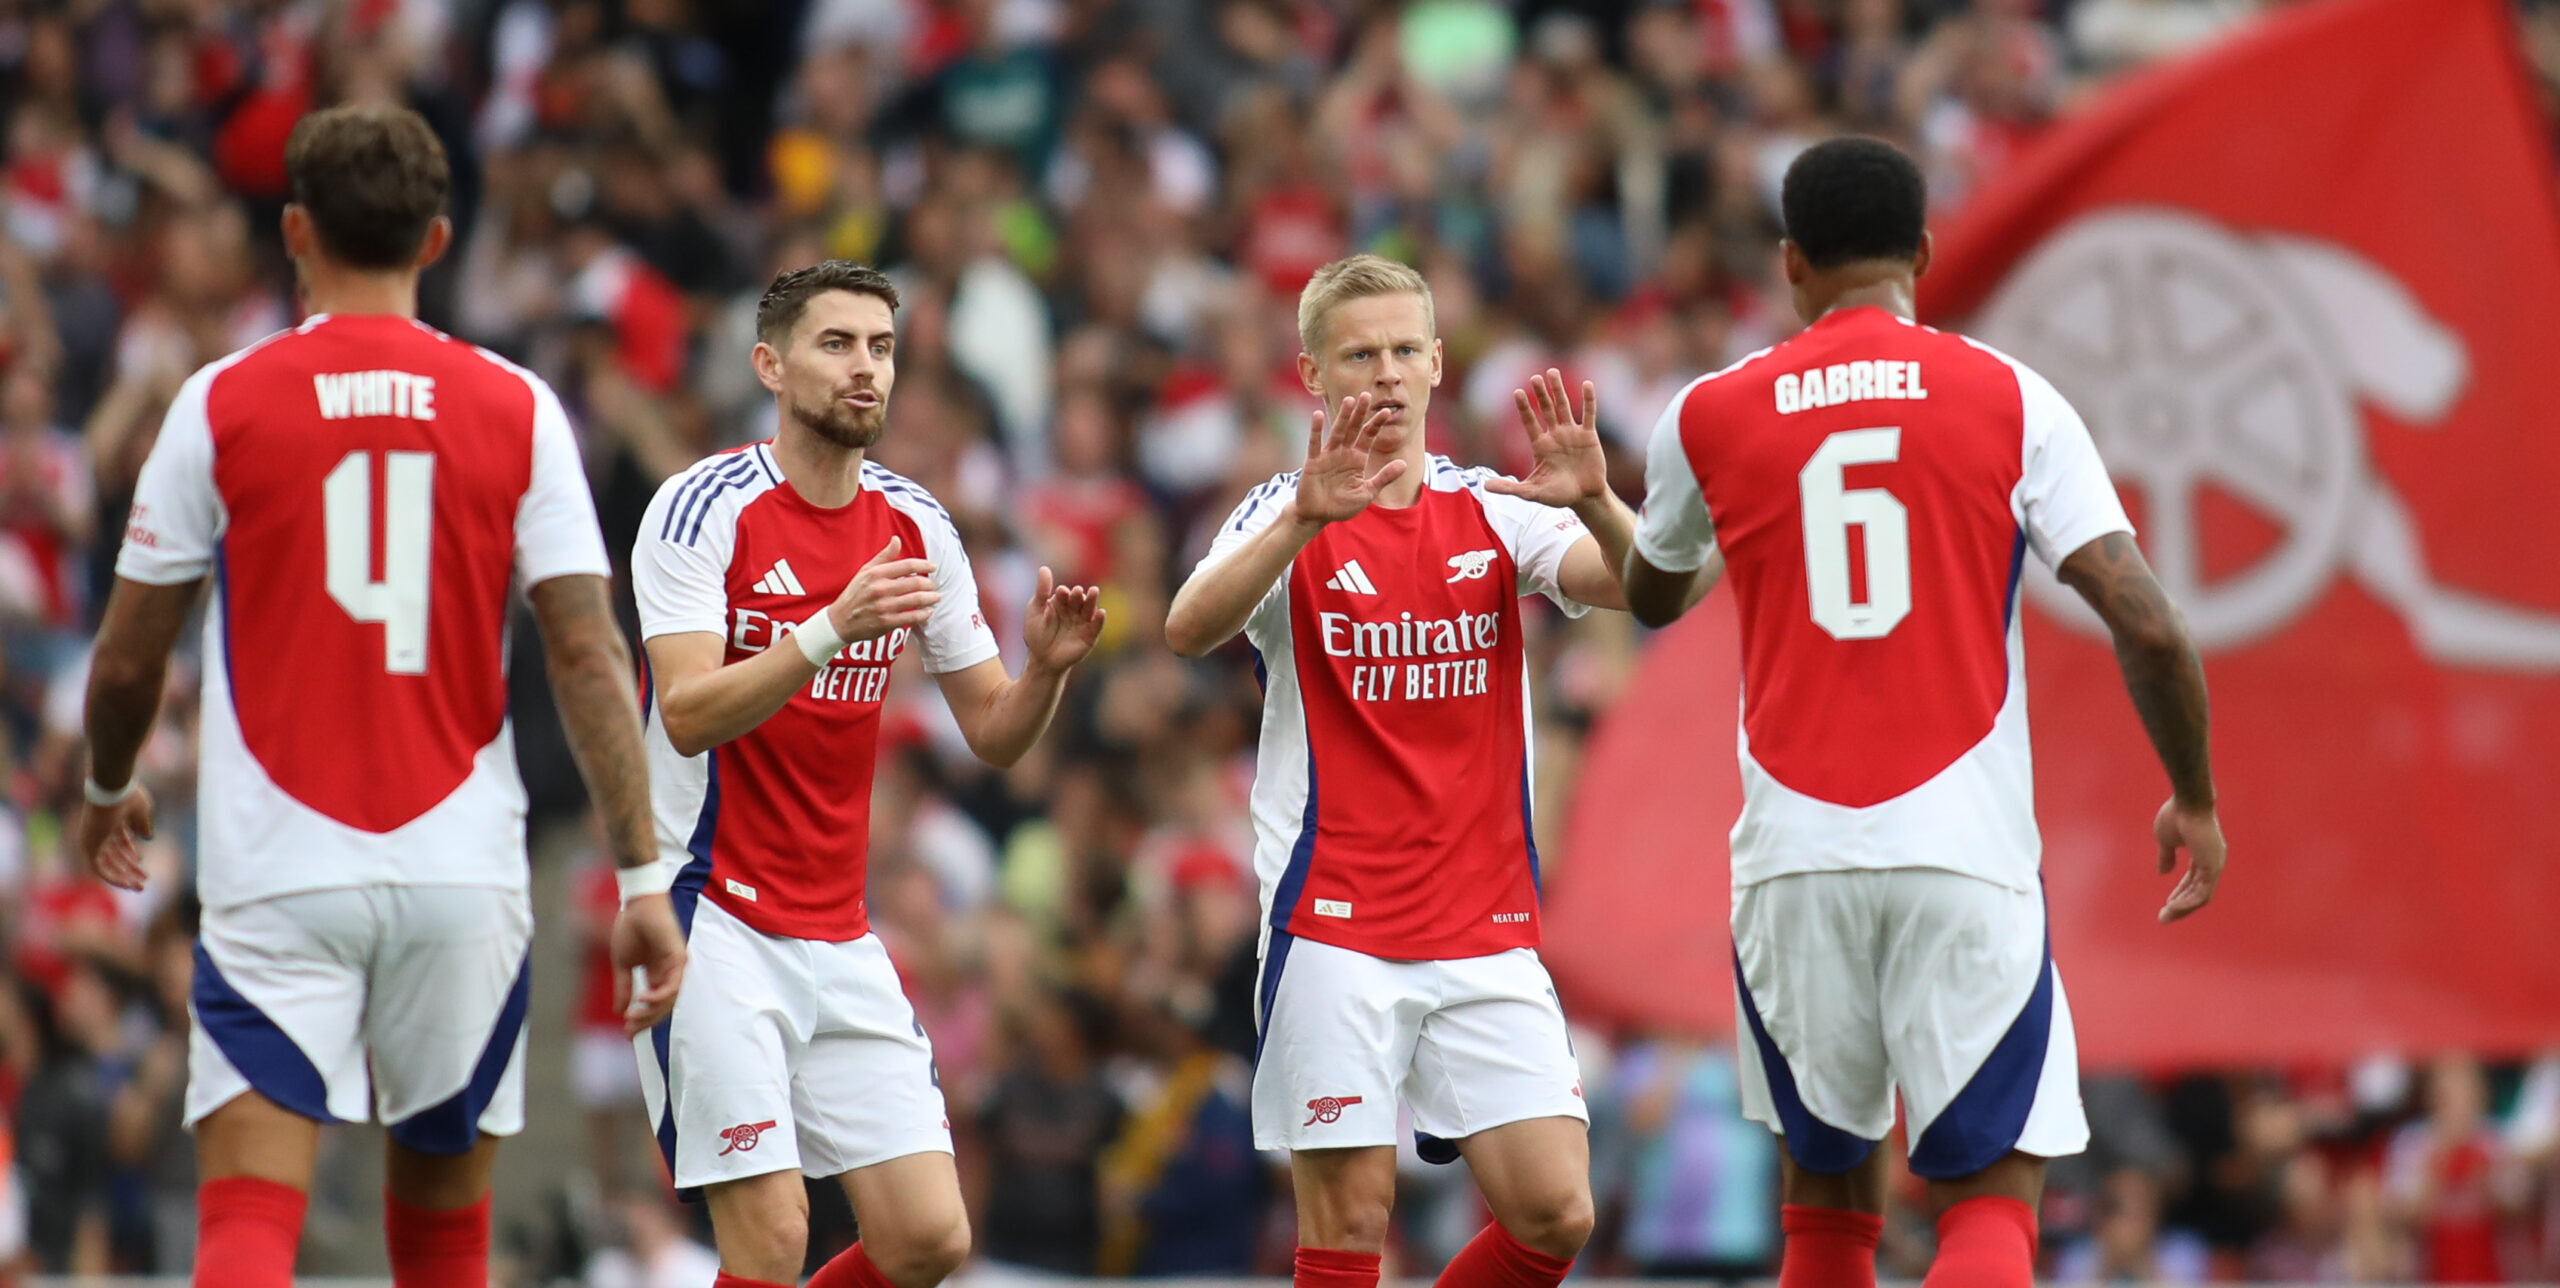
[1429,337,1444,387]
[280,205,314,261]
[1780,239,1811,287]
[1912,231,1933,280]
[1297,350,1324,398]
[751,340,786,395]
[411,217,454,272]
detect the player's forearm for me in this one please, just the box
[1165,505,1321,657]
[528,578,658,866]
[2112,631,2215,809]
[655,642,822,757]
[958,659,1073,768]
[83,579,195,788]
[1572,490,1638,589]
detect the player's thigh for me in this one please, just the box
[840,1149,972,1282]
[1874,869,2087,1181]
[1454,1114,1595,1252]
[188,889,378,1130]
[651,900,813,1192]
[793,934,953,1180]
[363,885,535,1153]
[1731,872,1895,1168]
[1250,935,1430,1153]
[1405,950,1588,1146]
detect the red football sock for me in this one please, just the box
[193,1176,307,1288]
[1778,1204,1883,1288]
[1922,1196,2038,1288]
[809,1241,897,1288]
[384,1191,492,1288]
[1433,1220,1577,1288]
[1295,1246,1383,1288]
[714,1275,794,1288]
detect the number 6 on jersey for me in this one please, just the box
[1799,427,1909,640]
[324,449,435,674]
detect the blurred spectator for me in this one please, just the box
[582,1184,721,1288]
[1610,1035,1777,1280]
[2386,1054,2530,1283]
[975,986,1121,1275]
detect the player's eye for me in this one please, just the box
[871,342,891,358]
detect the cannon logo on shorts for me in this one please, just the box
[717,1119,779,1155]
[1302,1095,1363,1126]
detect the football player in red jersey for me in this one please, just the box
[628,261,1104,1288]
[77,105,684,1288]
[1167,254,1638,1288]
[1620,137,2226,1288]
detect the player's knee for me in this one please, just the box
[722,1198,810,1275]
[872,1210,971,1287]
[1505,1187,1596,1259]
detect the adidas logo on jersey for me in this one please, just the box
[751,560,807,597]
[1325,561,1380,595]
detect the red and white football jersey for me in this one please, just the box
[116,314,613,909]
[1207,457,1591,962]
[633,448,998,942]
[1634,306,2130,891]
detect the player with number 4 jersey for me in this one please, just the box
[77,106,683,1288]
[1621,138,2226,1288]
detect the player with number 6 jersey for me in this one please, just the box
[78,106,684,1288]
[1620,138,2226,1288]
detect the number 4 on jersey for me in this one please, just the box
[1799,428,1910,640]
[324,450,434,675]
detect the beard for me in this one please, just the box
[792,390,887,448]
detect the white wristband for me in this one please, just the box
[83,777,137,806]
[793,611,848,666]
[616,861,674,905]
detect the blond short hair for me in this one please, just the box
[1297,254,1436,356]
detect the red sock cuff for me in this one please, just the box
[202,1176,309,1223]
[1483,1220,1577,1278]
[713,1275,795,1288]
[1936,1195,2039,1256]
[1782,1205,1886,1244]
[383,1191,491,1252]
[808,1242,896,1288]
[1295,1245,1385,1288]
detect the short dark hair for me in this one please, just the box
[285,105,450,270]
[1780,137,1927,270]
[757,260,902,347]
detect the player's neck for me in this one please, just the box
[1371,444,1428,509]
[772,425,864,508]
[295,265,420,321]
[1800,271,1918,325]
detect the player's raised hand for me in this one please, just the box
[1023,565,1106,671]
[1487,369,1609,507]
[1293,392,1409,525]
[2153,797,2226,923]
[828,535,940,645]
[612,891,688,1036]
[77,784,156,892]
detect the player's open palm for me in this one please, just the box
[1024,566,1106,670]
[1294,392,1407,525]
[78,785,156,892]
[828,536,939,644]
[2154,797,2226,923]
[1487,369,1608,507]
[612,894,688,1036]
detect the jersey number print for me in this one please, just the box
[1799,427,1909,640]
[323,449,436,675]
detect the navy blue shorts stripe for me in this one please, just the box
[387,946,534,1155]
[1908,934,2057,1179]
[1732,949,1878,1175]
[192,943,334,1123]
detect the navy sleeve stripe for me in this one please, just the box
[669,455,759,545]
[658,455,748,540]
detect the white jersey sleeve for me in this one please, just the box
[1470,481,1591,617]
[632,469,736,641]
[1633,384,1718,574]
[512,373,613,586]
[887,489,1002,675]
[116,365,226,585]
[2011,359,2133,569]
[1195,472,1299,651]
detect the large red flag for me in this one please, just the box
[1546,0,2560,1067]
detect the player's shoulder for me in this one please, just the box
[647,443,783,549]
[859,459,959,531]
[1219,469,1302,532]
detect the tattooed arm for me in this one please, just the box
[2056,532,2227,922]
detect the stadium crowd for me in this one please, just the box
[0,0,2553,1282]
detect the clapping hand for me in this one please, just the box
[1292,393,1408,526]
[1024,566,1106,671]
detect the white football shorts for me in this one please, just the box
[638,899,950,1194]
[186,884,532,1153]
[1731,868,2088,1178]
[1251,935,1588,1153]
